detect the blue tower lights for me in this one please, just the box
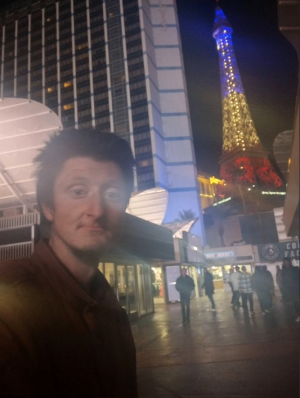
[213,6,259,153]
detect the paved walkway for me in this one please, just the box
[131,290,299,398]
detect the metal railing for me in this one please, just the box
[0,242,34,263]
[0,212,40,230]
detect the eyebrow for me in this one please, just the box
[65,176,90,186]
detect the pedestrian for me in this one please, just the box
[262,265,275,309]
[0,129,137,396]
[276,265,284,301]
[227,268,234,304]
[239,266,254,315]
[230,266,241,309]
[175,268,195,323]
[202,268,216,311]
[281,258,300,322]
[251,265,270,315]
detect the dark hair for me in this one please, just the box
[255,266,261,272]
[34,128,135,220]
[283,257,292,265]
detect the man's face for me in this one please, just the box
[43,157,128,255]
[283,260,290,268]
[181,268,187,277]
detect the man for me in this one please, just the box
[239,266,254,315]
[202,268,216,311]
[281,258,300,322]
[0,129,137,396]
[251,266,269,314]
[226,268,234,304]
[230,266,241,309]
[276,265,284,301]
[261,265,275,309]
[175,268,195,323]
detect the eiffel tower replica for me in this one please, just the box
[213,5,282,192]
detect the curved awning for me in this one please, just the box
[0,98,62,213]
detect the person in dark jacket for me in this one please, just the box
[176,268,195,323]
[261,265,275,309]
[281,258,300,322]
[251,265,271,314]
[0,129,137,397]
[203,268,216,311]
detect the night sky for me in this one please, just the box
[176,0,298,176]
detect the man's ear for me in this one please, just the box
[41,203,54,222]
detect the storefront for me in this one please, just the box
[153,232,205,304]
[204,245,254,289]
[101,213,175,318]
[253,240,299,281]
[98,262,154,319]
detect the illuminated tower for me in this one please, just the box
[213,5,282,189]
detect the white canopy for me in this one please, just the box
[0,98,62,213]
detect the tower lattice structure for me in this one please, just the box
[213,6,282,189]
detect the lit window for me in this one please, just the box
[63,103,74,110]
[47,87,53,93]
[64,81,72,88]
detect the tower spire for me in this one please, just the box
[213,6,282,188]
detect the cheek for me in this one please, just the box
[108,207,125,228]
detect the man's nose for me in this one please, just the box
[86,193,104,218]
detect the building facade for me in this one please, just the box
[0,0,205,240]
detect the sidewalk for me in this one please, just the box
[131,290,299,398]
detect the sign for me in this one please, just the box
[258,241,299,262]
[204,250,235,259]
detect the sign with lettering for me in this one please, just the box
[204,250,235,259]
[258,241,299,262]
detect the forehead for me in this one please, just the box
[55,157,124,184]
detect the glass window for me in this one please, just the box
[104,262,115,288]
[137,264,146,316]
[98,262,104,273]
[127,265,137,314]
[117,265,126,310]
[143,263,154,313]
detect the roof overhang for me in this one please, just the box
[0,98,62,213]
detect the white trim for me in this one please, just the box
[1,26,5,98]
[103,1,114,132]
[120,0,134,152]
[70,0,78,128]
[28,14,31,99]
[41,8,46,104]
[86,0,95,128]
[56,2,61,119]
[14,20,18,97]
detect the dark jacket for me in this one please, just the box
[0,241,137,397]
[203,271,214,295]
[175,275,195,297]
[282,266,299,300]
[251,270,272,293]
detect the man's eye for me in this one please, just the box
[104,190,122,203]
[70,189,87,198]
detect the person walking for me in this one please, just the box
[281,258,300,322]
[176,268,195,323]
[227,268,234,305]
[262,265,275,309]
[251,266,270,315]
[230,266,241,309]
[203,268,216,311]
[276,265,284,301]
[239,266,254,315]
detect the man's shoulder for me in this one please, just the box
[0,257,38,285]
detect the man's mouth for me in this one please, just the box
[81,225,106,232]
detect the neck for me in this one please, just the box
[49,235,99,291]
